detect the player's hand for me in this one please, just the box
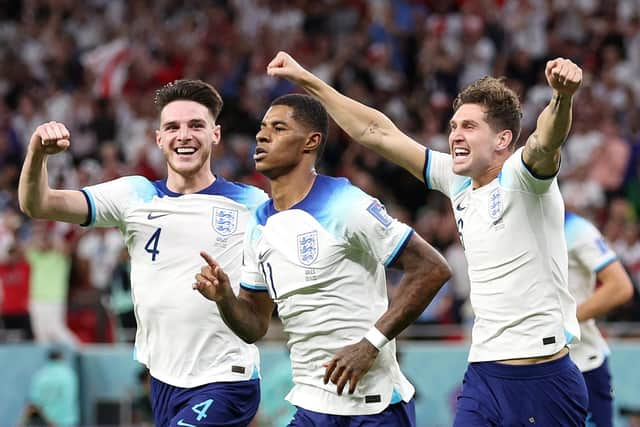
[323,339,379,396]
[29,121,71,155]
[193,251,232,302]
[545,58,582,97]
[266,51,311,85]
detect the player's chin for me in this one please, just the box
[451,162,471,176]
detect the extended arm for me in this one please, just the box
[324,233,451,394]
[194,252,274,343]
[576,260,634,322]
[18,122,89,224]
[267,51,427,181]
[522,58,582,177]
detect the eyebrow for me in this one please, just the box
[261,119,289,127]
[449,119,479,128]
[162,119,207,128]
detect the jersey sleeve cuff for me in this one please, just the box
[423,149,431,189]
[384,228,414,267]
[80,189,96,227]
[594,256,618,273]
[240,282,268,292]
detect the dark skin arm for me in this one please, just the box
[323,233,451,395]
[194,252,274,343]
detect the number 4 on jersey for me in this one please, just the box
[145,228,162,261]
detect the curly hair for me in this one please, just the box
[453,76,523,146]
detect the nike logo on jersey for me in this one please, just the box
[147,212,170,220]
[455,202,467,211]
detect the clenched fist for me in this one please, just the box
[30,121,71,155]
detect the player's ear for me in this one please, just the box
[303,132,322,153]
[155,130,162,148]
[495,129,512,152]
[211,124,221,146]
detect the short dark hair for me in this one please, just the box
[270,93,329,162]
[453,76,523,146]
[154,79,223,121]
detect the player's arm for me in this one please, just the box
[267,51,427,181]
[18,122,89,224]
[373,233,451,338]
[324,233,451,395]
[522,58,582,177]
[576,260,634,322]
[194,252,274,343]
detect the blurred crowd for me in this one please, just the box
[1,0,640,345]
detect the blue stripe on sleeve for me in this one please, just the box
[384,228,414,267]
[80,189,96,226]
[240,282,268,292]
[424,149,432,189]
[594,257,617,273]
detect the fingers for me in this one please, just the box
[200,251,218,268]
[33,121,71,153]
[323,359,337,384]
[266,51,302,78]
[546,58,582,90]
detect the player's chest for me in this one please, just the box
[256,212,344,272]
[125,199,248,253]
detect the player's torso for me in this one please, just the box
[123,194,249,312]
[452,178,565,287]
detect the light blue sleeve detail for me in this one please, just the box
[126,176,158,202]
[564,214,590,249]
[240,281,268,291]
[594,257,618,273]
[384,227,413,267]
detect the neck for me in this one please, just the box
[472,153,510,189]
[166,169,216,194]
[270,166,317,211]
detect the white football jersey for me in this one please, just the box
[565,212,617,372]
[82,176,268,388]
[240,175,415,416]
[425,147,580,362]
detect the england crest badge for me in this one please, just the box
[212,208,238,236]
[488,188,503,220]
[297,231,318,266]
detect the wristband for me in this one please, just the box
[364,327,389,351]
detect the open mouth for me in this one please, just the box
[175,147,197,156]
[452,147,470,162]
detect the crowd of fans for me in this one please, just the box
[1,0,639,345]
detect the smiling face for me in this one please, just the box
[156,100,220,179]
[254,105,319,179]
[448,103,510,180]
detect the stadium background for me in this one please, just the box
[1,0,639,426]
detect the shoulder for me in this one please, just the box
[564,212,600,246]
[201,177,269,208]
[84,175,161,203]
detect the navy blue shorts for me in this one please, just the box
[287,399,415,427]
[453,354,588,426]
[150,376,260,427]
[583,358,613,427]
